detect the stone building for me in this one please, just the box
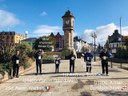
[0,31,25,46]
[62,10,75,50]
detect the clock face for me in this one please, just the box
[65,20,70,25]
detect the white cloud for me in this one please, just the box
[40,11,47,16]
[32,25,62,37]
[82,23,128,45]
[121,26,128,36]
[0,10,20,28]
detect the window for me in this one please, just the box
[56,42,59,48]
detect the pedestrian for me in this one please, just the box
[54,56,61,73]
[34,49,44,75]
[99,48,110,76]
[84,50,93,73]
[11,50,20,78]
[69,50,77,73]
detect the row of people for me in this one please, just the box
[34,48,110,75]
[34,49,77,74]
[11,48,110,78]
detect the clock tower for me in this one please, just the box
[62,10,75,50]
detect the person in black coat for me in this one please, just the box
[11,50,20,78]
[54,56,61,73]
[99,48,110,76]
[69,50,76,73]
[84,50,93,72]
[34,49,44,75]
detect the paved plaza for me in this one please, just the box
[0,58,128,96]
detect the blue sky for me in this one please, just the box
[0,0,128,44]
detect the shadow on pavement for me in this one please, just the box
[109,69,121,72]
[122,67,128,70]
[98,91,128,96]
[71,80,94,96]
[24,71,86,76]
[24,72,70,76]
[80,91,92,96]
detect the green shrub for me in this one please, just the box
[0,64,5,76]
[0,45,15,63]
[22,62,31,69]
[0,63,12,76]
[0,44,34,76]
[115,47,128,59]
[61,48,71,59]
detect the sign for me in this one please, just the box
[112,49,116,53]
[38,37,53,49]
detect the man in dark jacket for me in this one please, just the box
[84,50,93,72]
[34,49,44,75]
[99,48,110,76]
[11,50,20,78]
[69,50,76,73]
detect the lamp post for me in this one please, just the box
[25,30,28,39]
[118,37,122,68]
[91,32,97,62]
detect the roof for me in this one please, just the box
[62,10,74,18]
[0,31,24,36]
[50,32,54,37]
[21,38,37,42]
[108,30,124,43]
[49,32,63,38]
[74,36,86,43]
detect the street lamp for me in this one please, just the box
[25,30,28,39]
[91,32,97,62]
[118,37,122,68]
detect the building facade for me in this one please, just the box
[49,32,64,51]
[0,31,25,45]
[106,29,125,53]
[74,36,91,52]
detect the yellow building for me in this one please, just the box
[0,31,25,45]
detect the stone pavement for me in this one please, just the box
[0,58,128,96]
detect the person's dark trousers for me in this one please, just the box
[86,67,92,72]
[70,61,75,73]
[102,61,108,75]
[86,62,92,72]
[36,60,42,74]
[55,64,59,73]
[13,64,19,77]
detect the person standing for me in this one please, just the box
[69,50,76,73]
[11,50,20,78]
[84,50,93,73]
[99,48,110,76]
[54,56,61,73]
[34,49,44,75]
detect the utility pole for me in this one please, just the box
[120,17,122,68]
[91,32,97,62]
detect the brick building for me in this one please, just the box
[49,32,64,51]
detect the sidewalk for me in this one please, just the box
[0,58,127,96]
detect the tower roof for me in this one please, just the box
[56,32,62,37]
[50,32,54,37]
[62,10,74,18]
